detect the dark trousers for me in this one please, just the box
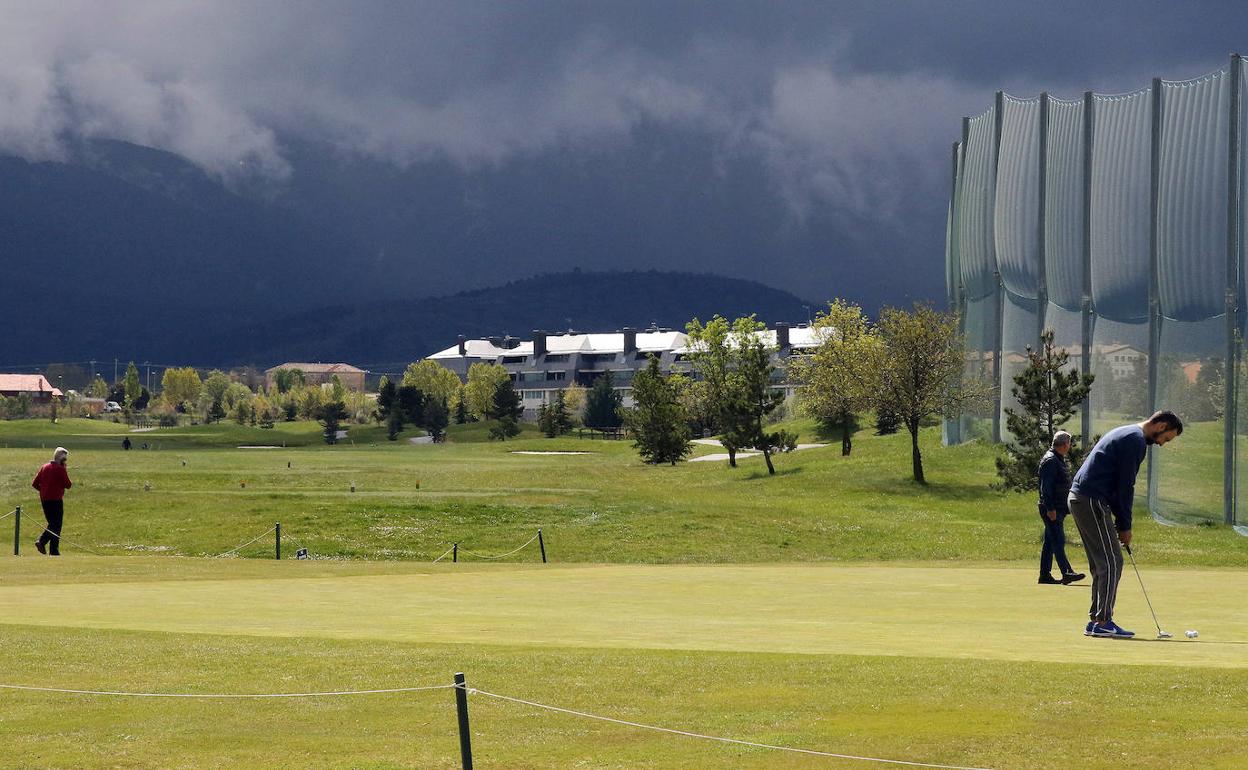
[38,499,63,555]
[1038,505,1074,577]
[1069,492,1123,623]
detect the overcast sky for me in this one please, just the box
[3,1,1246,305]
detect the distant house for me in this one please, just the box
[426,323,818,417]
[0,374,64,402]
[265,363,367,392]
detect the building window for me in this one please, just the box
[549,371,566,381]
[502,356,527,364]
[523,390,544,400]
[544,354,569,363]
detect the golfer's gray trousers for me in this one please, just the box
[1068,492,1124,623]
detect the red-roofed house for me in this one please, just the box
[0,374,64,402]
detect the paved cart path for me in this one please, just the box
[1,560,1244,669]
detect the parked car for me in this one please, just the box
[104,401,122,413]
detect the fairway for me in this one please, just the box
[4,419,1248,768]
[1,559,1244,668]
[3,558,1248,769]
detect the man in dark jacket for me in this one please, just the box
[32,447,72,556]
[1037,430,1084,585]
[1068,410,1183,638]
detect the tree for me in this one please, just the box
[454,389,470,424]
[464,363,510,421]
[161,367,202,412]
[877,304,992,484]
[123,362,142,409]
[995,330,1095,492]
[685,315,746,466]
[423,398,449,442]
[788,299,883,456]
[537,402,554,437]
[398,385,425,426]
[625,355,692,465]
[377,377,396,416]
[319,399,349,445]
[584,371,623,430]
[199,370,231,423]
[722,316,785,475]
[562,382,587,426]
[550,389,572,436]
[488,380,523,440]
[88,377,109,399]
[273,368,305,394]
[403,360,462,405]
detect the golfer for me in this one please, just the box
[31,447,72,556]
[1036,430,1084,585]
[1068,411,1183,638]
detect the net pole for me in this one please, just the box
[1038,92,1050,345]
[12,506,19,556]
[1082,91,1095,447]
[1147,77,1162,512]
[1225,53,1242,526]
[992,91,1005,444]
[948,140,964,446]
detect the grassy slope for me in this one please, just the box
[0,417,1241,565]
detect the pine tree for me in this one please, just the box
[423,398,449,442]
[537,402,554,437]
[584,371,623,430]
[488,380,523,440]
[319,400,349,445]
[995,330,1095,492]
[551,389,572,436]
[625,356,692,465]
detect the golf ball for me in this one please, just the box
[1186,630,1199,638]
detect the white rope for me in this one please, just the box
[431,544,456,563]
[214,526,277,558]
[456,532,540,561]
[461,686,993,770]
[0,508,16,521]
[34,526,108,557]
[0,682,455,699]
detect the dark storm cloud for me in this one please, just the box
[2,0,1246,301]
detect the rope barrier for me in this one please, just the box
[214,526,277,558]
[0,682,455,699]
[459,685,994,770]
[456,532,540,561]
[431,544,456,563]
[34,526,108,557]
[0,508,16,521]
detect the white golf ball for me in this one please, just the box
[1185,630,1199,638]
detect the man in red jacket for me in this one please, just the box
[32,447,72,556]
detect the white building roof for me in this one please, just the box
[427,326,812,360]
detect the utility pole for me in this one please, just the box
[113,358,118,384]
[89,360,96,383]
[145,361,151,395]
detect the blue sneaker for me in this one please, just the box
[1084,622,1095,636]
[1090,621,1134,639]
[1105,621,1135,638]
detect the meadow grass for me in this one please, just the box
[0,417,1242,565]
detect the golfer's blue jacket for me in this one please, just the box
[1070,424,1147,532]
[1037,450,1070,514]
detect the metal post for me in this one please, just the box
[1227,53,1243,526]
[538,529,547,563]
[1147,77,1163,511]
[948,140,965,446]
[992,91,1005,443]
[454,672,474,770]
[275,522,281,560]
[13,506,20,556]
[1038,92,1050,344]
[453,543,458,563]
[1082,91,1095,446]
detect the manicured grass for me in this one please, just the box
[0,417,1242,565]
[1,560,1247,769]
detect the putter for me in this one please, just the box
[1124,543,1172,639]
